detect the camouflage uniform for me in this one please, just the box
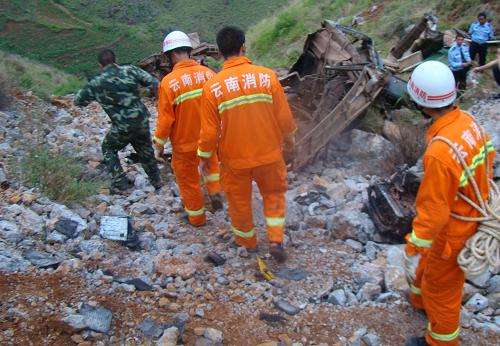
[74,64,161,189]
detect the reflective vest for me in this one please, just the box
[155,59,215,152]
[197,56,297,169]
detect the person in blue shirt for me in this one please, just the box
[448,33,472,91]
[469,12,494,66]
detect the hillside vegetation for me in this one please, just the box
[0,50,84,99]
[0,0,289,76]
[247,0,498,68]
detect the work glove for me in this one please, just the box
[403,234,429,284]
[153,141,166,163]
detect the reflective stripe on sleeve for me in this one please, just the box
[185,207,205,217]
[197,148,213,158]
[428,324,460,342]
[266,217,285,227]
[203,173,220,183]
[218,93,273,113]
[409,230,433,248]
[410,284,421,295]
[153,136,167,146]
[459,141,495,187]
[232,226,255,238]
[174,88,203,105]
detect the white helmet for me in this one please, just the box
[407,60,456,108]
[163,31,192,53]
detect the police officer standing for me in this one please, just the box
[75,49,162,192]
[469,12,495,66]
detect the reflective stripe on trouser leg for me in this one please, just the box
[220,164,256,248]
[426,325,460,345]
[253,159,287,244]
[202,153,221,195]
[172,151,206,226]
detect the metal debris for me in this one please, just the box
[259,312,287,324]
[204,251,226,266]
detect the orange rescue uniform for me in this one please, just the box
[406,106,495,345]
[155,59,221,226]
[198,56,297,248]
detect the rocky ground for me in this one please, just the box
[0,92,499,345]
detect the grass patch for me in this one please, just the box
[0,50,84,99]
[18,146,102,204]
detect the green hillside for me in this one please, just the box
[0,0,289,76]
[247,0,499,68]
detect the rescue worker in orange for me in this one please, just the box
[153,31,222,227]
[197,26,297,262]
[404,61,495,346]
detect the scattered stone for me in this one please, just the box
[139,317,164,339]
[357,283,382,302]
[23,250,63,269]
[154,253,197,279]
[275,267,309,281]
[46,231,67,243]
[204,327,223,343]
[157,327,179,346]
[465,293,489,313]
[50,203,87,236]
[125,278,154,291]
[328,289,347,306]
[362,333,381,346]
[345,239,363,252]
[237,247,248,258]
[467,270,492,288]
[204,252,226,266]
[259,312,287,324]
[79,304,112,334]
[274,299,300,315]
[54,218,79,238]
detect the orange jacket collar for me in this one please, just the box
[426,106,461,143]
[173,59,199,71]
[222,56,252,70]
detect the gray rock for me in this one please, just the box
[157,326,179,346]
[130,202,153,215]
[465,293,489,312]
[108,205,126,216]
[139,317,164,338]
[23,250,63,268]
[195,308,205,317]
[330,207,375,244]
[236,247,248,258]
[345,239,363,252]
[50,203,87,236]
[274,299,300,315]
[79,239,106,254]
[487,275,500,294]
[0,220,23,244]
[204,327,223,343]
[351,262,384,286]
[79,304,113,333]
[345,289,358,306]
[46,231,67,243]
[357,283,382,302]
[54,218,79,239]
[328,289,347,306]
[0,167,7,184]
[275,267,309,281]
[467,270,492,288]
[462,283,480,303]
[384,266,408,292]
[6,205,44,234]
[195,337,216,346]
[63,313,87,330]
[0,247,31,273]
[364,241,378,261]
[362,333,381,346]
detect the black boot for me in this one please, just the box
[405,336,428,346]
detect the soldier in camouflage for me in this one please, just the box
[74,49,162,192]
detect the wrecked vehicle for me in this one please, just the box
[365,165,422,243]
[138,32,218,80]
[279,21,394,169]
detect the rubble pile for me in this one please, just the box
[0,93,499,345]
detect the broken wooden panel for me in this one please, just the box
[389,16,429,59]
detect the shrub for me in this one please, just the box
[19,147,102,203]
